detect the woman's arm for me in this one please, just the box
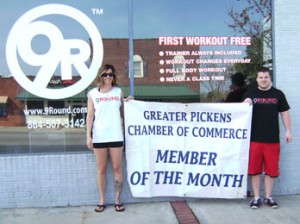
[120,91,134,118]
[86,95,94,149]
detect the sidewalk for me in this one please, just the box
[1,195,299,224]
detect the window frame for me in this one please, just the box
[133,54,144,78]
[173,55,186,78]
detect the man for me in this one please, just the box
[225,72,247,102]
[243,67,292,209]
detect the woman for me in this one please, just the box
[86,64,131,212]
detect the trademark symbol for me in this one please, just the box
[91,8,104,15]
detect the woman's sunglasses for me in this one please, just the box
[101,73,114,78]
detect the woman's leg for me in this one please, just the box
[109,147,124,207]
[94,148,108,206]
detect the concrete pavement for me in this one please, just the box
[188,195,300,224]
[1,195,300,224]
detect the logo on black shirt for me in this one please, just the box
[253,98,277,104]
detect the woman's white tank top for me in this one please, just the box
[88,87,123,143]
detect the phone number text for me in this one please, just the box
[27,119,85,129]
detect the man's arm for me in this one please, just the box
[280,110,292,143]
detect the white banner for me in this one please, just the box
[124,100,252,198]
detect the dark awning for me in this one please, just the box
[121,85,199,99]
[16,89,89,101]
[16,84,199,101]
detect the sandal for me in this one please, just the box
[114,204,125,212]
[95,204,106,212]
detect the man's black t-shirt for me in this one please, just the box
[242,87,290,143]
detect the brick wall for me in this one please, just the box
[271,0,300,195]
[0,153,175,208]
[102,38,200,93]
[0,77,24,126]
[0,38,200,128]
[0,153,98,208]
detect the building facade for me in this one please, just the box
[0,0,299,208]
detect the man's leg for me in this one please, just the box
[264,175,275,198]
[251,174,261,199]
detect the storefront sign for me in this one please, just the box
[6,4,103,99]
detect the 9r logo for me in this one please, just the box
[6,4,103,99]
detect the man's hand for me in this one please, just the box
[243,98,253,105]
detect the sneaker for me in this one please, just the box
[263,197,278,209]
[250,198,262,209]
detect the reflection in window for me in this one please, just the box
[0,103,7,117]
[48,101,65,109]
[48,101,65,116]
[0,96,8,117]
[133,54,144,77]
[27,101,44,110]
[173,55,185,77]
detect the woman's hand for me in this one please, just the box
[87,136,93,150]
[124,95,134,102]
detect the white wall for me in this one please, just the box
[272,0,300,195]
[0,153,174,208]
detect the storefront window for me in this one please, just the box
[0,104,7,117]
[27,101,44,110]
[173,55,186,78]
[133,55,144,78]
[0,0,272,154]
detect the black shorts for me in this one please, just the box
[93,141,123,148]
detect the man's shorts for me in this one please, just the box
[248,142,280,177]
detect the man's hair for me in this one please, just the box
[231,72,245,87]
[257,66,270,73]
[257,66,272,79]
